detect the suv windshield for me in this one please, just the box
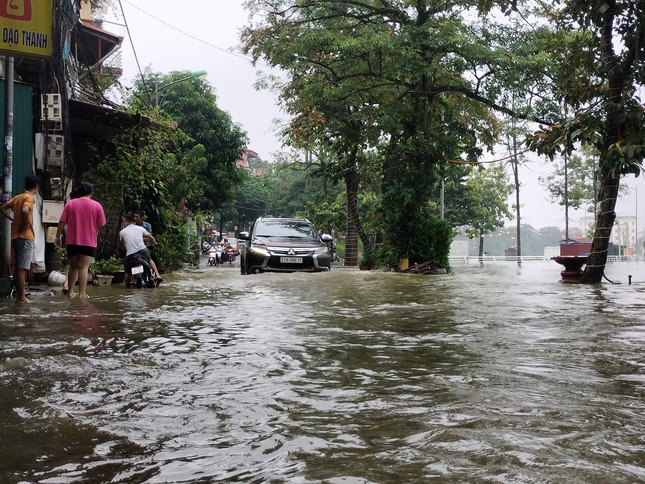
[254,220,318,238]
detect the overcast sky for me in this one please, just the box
[106,0,642,232]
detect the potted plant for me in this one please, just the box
[91,256,123,285]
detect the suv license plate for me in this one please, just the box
[280,257,303,264]
[131,265,144,275]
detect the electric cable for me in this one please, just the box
[122,0,265,66]
[117,0,152,101]
[447,148,531,165]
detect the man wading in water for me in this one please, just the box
[1,175,40,303]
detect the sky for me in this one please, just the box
[104,0,643,232]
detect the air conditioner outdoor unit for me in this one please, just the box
[41,93,62,122]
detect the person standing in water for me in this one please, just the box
[1,175,40,303]
[55,182,106,298]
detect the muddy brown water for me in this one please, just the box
[1,261,644,482]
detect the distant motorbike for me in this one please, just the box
[226,247,236,264]
[128,252,159,288]
[202,241,213,255]
[208,247,223,266]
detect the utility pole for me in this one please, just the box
[564,149,569,240]
[1,56,15,277]
[440,179,445,220]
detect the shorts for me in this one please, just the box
[124,249,151,273]
[12,238,35,270]
[66,244,97,258]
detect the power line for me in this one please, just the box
[447,149,531,165]
[123,0,260,65]
[117,0,152,100]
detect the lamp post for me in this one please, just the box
[154,70,207,107]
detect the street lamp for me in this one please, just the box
[154,70,207,106]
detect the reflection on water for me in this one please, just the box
[1,262,644,482]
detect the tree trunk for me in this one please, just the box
[581,175,620,283]
[345,164,371,256]
[344,199,358,266]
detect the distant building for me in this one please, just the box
[580,214,638,253]
[236,149,259,173]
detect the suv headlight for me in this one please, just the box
[250,245,269,257]
[313,246,329,256]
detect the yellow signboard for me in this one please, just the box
[0,0,53,58]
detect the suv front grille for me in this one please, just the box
[267,247,313,256]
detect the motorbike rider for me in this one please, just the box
[133,209,161,281]
[119,212,158,287]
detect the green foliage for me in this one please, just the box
[85,68,250,272]
[55,247,68,271]
[461,164,513,236]
[131,70,248,212]
[297,192,346,233]
[408,215,454,269]
[539,145,598,210]
[234,170,273,223]
[154,210,188,272]
[242,0,526,262]
[91,255,122,275]
[87,121,184,258]
[374,214,453,269]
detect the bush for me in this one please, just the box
[408,215,453,269]
[154,210,188,272]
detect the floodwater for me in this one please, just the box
[1,261,644,483]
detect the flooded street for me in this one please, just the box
[1,261,644,482]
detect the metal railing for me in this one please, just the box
[448,255,642,264]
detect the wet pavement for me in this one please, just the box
[1,261,644,482]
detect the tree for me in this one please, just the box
[242,0,518,266]
[525,1,644,283]
[463,164,513,259]
[502,111,528,264]
[539,145,599,228]
[234,171,273,228]
[85,122,189,270]
[130,71,247,212]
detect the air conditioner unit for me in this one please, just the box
[41,93,62,122]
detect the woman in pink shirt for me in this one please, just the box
[55,182,106,298]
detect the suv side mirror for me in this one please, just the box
[321,233,333,242]
[238,231,250,240]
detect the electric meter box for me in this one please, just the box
[41,93,62,122]
[42,200,64,224]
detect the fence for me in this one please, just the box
[448,255,642,264]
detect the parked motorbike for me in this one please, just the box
[129,252,159,288]
[326,237,341,262]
